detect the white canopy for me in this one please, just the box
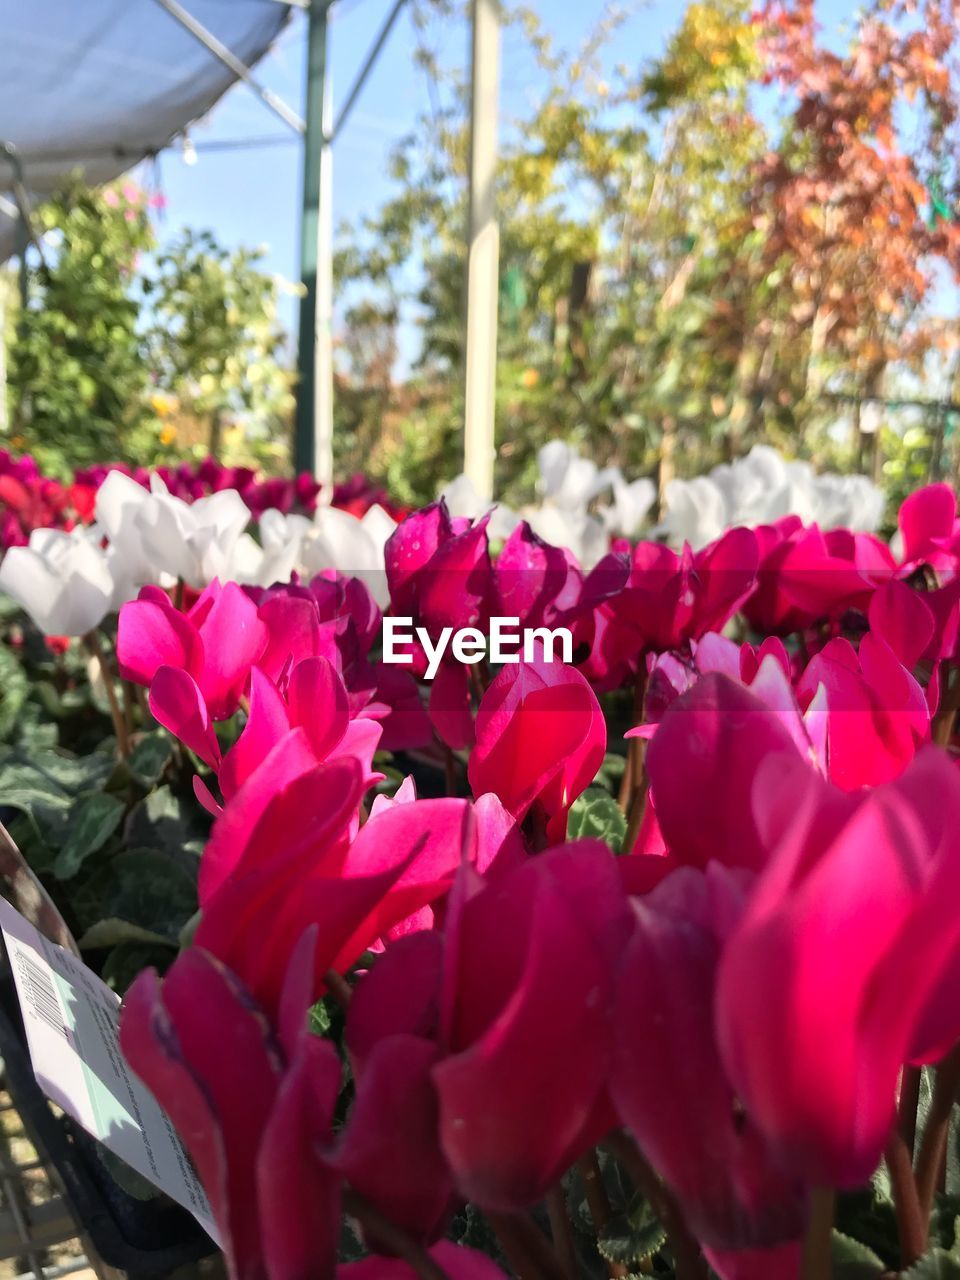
[0,0,292,257]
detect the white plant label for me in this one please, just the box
[0,896,219,1244]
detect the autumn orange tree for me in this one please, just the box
[751,0,960,470]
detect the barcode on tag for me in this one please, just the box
[16,951,68,1041]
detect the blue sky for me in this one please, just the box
[148,0,860,348]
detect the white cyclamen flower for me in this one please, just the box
[300,505,398,606]
[0,528,116,636]
[440,475,520,542]
[95,471,251,590]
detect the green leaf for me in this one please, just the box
[598,1198,665,1266]
[309,999,333,1038]
[831,1231,885,1277]
[125,785,209,862]
[567,787,627,853]
[73,848,197,943]
[593,752,627,793]
[52,792,125,879]
[903,1250,960,1278]
[125,732,173,789]
[0,746,114,798]
[78,919,176,950]
[101,941,177,994]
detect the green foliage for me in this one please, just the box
[597,1199,666,1267]
[567,786,627,852]
[144,228,295,456]
[903,1252,960,1278]
[830,1231,886,1278]
[7,183,155,475]
[53,791,125,879]
[4,184,294,475]
[335,1,776,501]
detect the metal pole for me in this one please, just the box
[294,0,331,479]
[315,74,335,489]
[1,144,32,319]
[462,0,501,501]
[331,0,407,140]
[149,0,306,134]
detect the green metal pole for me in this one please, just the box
[294,0,329,476]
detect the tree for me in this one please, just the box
[144,229,295,460]
[335,0,960,504]
[751,0,960,469]
[8,182,155,476]
[335,1,776,503]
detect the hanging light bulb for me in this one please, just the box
[181,134,198,167]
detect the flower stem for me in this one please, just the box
[545,1185,577,1280]
[898,1064,922,1159]
[576,1152,629,1278]
[933,662,960,747]
[619,668,647,814]
[486,1210,570,1280]
[342,1189,451,1280]
[603,1132,708,1280]
[323,968,352,1009]
[885,1128,927,1267]
[800,1187,834,1280]
[915,1044,960,1217]
[84,632,129,758]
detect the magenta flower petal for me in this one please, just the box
[336,1242,508,1280]
[149,666,222,769]
[120,951,284,1280]
[287,656,350,759]
[468,660,605,837]
[645,674,805,872]
[117,591,201,684]
[257,1035,341,1280]
[195,581,269,719]
[219,668,291,801]
[336,1034,453,1240]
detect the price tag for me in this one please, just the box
[0,895,219,1245]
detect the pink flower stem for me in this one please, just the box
[915,1043,960,1217]
[84,632,130,758]
[884,1128,927,1267]
[618,668,647,813]
[341,1190,451,1280]
[545,1185,577,1280]
[323,968,352,1009]
[800,1187,834,1280]
[486,1210,570,1280]
[576,1152,630,1278]
[603,1132,708,1280]
[898,1065,922,1159]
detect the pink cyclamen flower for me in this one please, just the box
[717,747,960,1188]
[433,841,633,1208]
[384,501,496,748]
[582,528,758,689]
[120,934,341,1280]
[744,518,892,636]
[610,864,807,1252]
[118,580,268,721]
[468,658,606,842]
